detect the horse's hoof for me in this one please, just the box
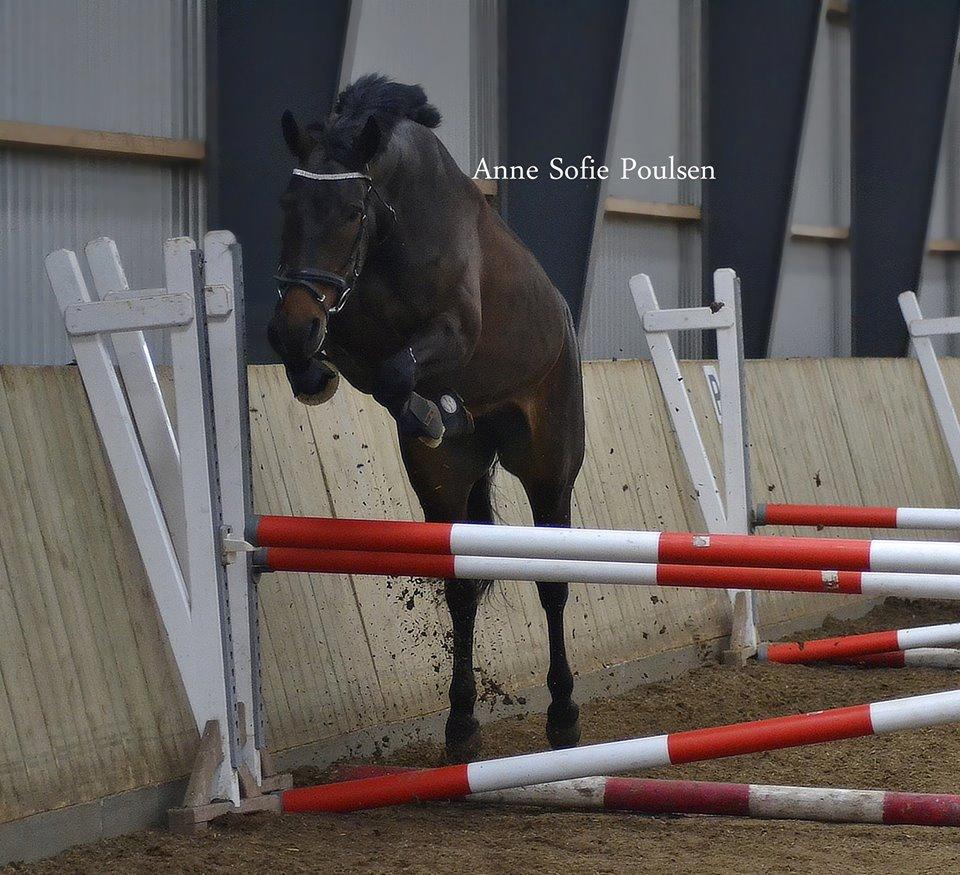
[546,701,581,749]
[445,715,482,763]
[288,359,340,405]
[436,392,475,437]
[399,393,445,447]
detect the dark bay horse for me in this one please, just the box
[268,75,585,760]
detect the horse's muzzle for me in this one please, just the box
[267,308,327,363]
[285,357,340,406]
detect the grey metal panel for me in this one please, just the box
[502,0,628,324]
[929,63,960,242]
[918,256,952,356]
[770,240,839,357]
[792,13,835,227]
[850,0,960,357]
[470,0,499,168]
[0,0,204,138]
[701,0,821,358]
[0,150,204,365]
[580,216,685,361]
[605,0,682,204]
[345,0,473,170]
[208,0,350,365]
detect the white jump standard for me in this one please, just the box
[49,233,960,834]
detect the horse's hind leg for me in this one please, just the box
[500,442,582,748]
[399,434,496,762]
[498,341,585,749]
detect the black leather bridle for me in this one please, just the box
[275,168,396,317]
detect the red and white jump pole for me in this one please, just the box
[281,688,960,813]
[253,546,960,600]
[328,764,960,827]
[830,649,960,669]
[759,621,960,664]
[755,503,960,531]
[249,514,960,575]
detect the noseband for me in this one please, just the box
[275,168,396,317]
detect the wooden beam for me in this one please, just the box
[826,0,850,23]
[595,196,960,253]
[0,119,205,162]
[790,223,849,242]
[604,197,701,221]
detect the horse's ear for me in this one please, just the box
[352,115,382,165]
[281,109,312,161]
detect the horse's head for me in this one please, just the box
[268,108,386,401]
[269,76,441,405]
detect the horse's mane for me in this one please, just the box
[319,74,441,161]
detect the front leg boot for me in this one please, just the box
[397,393,445,448]
[436,392,475,437]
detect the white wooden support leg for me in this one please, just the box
[203,230,263,784]
[899,291,960,490]
[713,269,758,658]
[631,270,758,661]
[84,238,187,565]
[162,238,240,804]
[45,246,238,802]
[631,274,727,530]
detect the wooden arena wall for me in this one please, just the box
[1,358,958,828]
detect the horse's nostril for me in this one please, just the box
[305,318,325,357]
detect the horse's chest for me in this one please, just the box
[322,284,424,389]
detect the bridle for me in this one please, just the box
[275,167,396,317]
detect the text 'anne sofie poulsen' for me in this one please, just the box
[472,155,715,181]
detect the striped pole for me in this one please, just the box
[759,621,960,664]
[281,688,960,813]
[755,503,960,531]
[253,547,960,600]
[830,649,960,669]
[329,765,960,827]
[249,514,960,574]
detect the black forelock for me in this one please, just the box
[320,74,442,162]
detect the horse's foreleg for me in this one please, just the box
[537,580,580,749]
[400,436,496,761]
[372,304,480,444]
[525,482,581,749]
[444,578,482,761]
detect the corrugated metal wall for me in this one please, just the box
[2,0,957,364]
[581,3,960,360]
[0,0,204,365]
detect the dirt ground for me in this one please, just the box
[10,599,960,874]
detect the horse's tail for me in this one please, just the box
[467,461,500,599]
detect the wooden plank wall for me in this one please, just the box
[1,358,958,825]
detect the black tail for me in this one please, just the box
[466,464,499,599]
